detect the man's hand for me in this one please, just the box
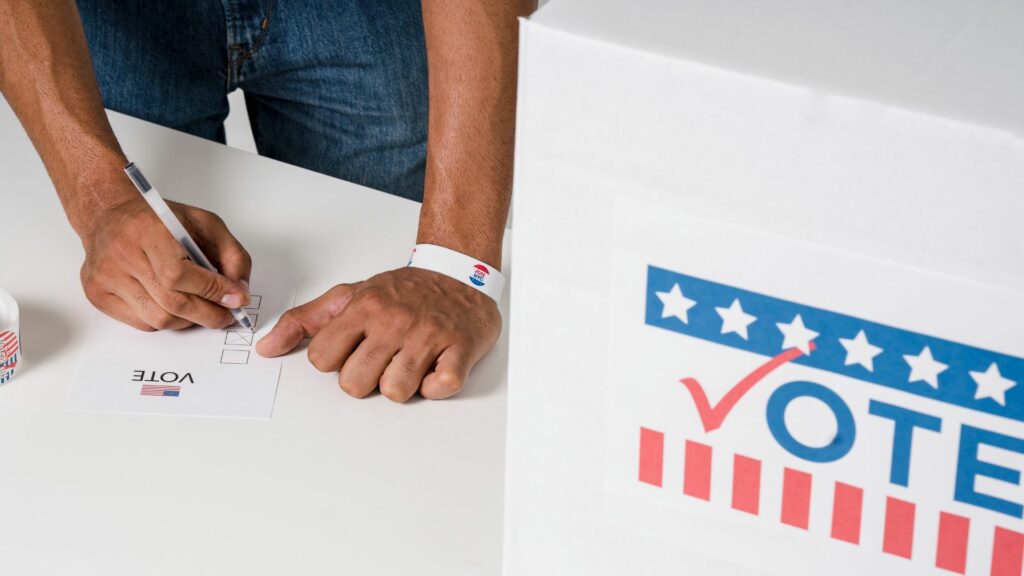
[256,267,501,402]
[79,195,252,331]
[1,0,251,332]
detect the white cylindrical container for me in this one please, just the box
[0,289,20,385]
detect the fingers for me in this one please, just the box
[112,277,193,331]
[379,345,437,403]
[142,233,249,308]
[88,292,156,332]
[256,285,356,357]
[134,270,236,329]
[337,340,401,399]
[306,320,363,372]
[420,347,474,400]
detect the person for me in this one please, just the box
[0,0,534,402]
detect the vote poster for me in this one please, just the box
[604,198,1024,575]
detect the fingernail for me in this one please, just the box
[221,294,243,308]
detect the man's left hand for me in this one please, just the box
[256,267,501,402]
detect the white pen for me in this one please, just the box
[123,162,253,331]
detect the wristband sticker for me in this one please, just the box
[408,244,505,302]
[470,264,491,287]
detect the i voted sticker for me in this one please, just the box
[0,289,21,385]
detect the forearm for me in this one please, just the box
[417,0,536,268]
[0,0,130,238]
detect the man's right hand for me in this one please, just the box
[0,3,250,331]
[78,195,252,331]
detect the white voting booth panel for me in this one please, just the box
[505,1,1024,575]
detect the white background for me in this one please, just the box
[225,91,258,154]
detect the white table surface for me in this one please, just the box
[0,101,509,576]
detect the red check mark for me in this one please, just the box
[681,343,815,433]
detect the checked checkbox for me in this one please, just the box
[224,330,254,346]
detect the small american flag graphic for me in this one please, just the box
[140,384,180,397]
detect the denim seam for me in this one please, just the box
[232,0,274,84]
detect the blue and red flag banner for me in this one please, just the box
[645,265,1024,425]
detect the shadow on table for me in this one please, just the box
[17,300,77,376]
[453,340,509,401]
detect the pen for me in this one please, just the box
[123,162,253,331]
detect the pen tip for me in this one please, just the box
[240,316,253,330]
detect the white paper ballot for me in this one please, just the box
[67,260,296,419]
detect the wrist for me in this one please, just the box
[408,243,507,302]
[416,219,504,270]
[59,154,137,240]
[415,236,502,271]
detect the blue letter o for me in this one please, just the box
[766,381,856,463]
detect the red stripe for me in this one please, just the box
[683,440,712,500]
[638,427,664,487]
[731,454,761,515]
[780,468,812,529]
[935,512,969,574]
[882,497,915,559]
[991,527,1024,576]
[830,481,863,545]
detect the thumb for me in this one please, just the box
[420,347,474,400]
[256,285,355,357]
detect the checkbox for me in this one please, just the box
[220,349,250,365]
[224,330,254,346]
[245,295,262,311]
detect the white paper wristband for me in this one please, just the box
[407,244,506,302]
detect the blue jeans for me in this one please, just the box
[76,0,429,201]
